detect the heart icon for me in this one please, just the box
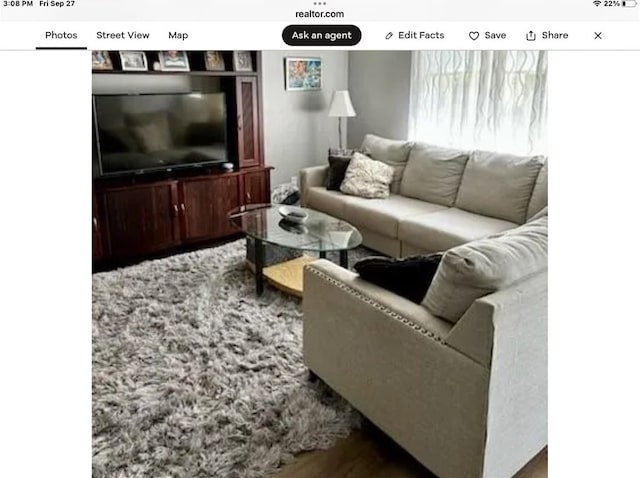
[469,31,480,40]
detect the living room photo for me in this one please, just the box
[91,50,548,478]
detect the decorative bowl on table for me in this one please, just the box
[278,206,309,224]
[278,219,309,234]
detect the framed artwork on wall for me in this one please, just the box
[285,57,322,91]
[158,51,190,71]
[92,51,113,71]
[233,51,254,72]
[119,51,148,71]
[205,51,226,71]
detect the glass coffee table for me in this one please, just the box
[229,204,363,296]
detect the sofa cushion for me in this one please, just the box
[305,187,358,219]
[354,253,443,304]
[423,216,548,323]
[455,150,545,224]
[340,153,395,199]
[343,195,447,239]
[400,143,469,207]
[528,205,547,223]
[398,208,516,253]
[526,161,548,220]
[361,134,414,193]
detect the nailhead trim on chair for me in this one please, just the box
[306,266,446,345]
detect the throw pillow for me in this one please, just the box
[325,155,352,191]
[424,216,548,323]
[355,254,443,304]
[340,152,394,199]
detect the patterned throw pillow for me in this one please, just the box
[361,134,414,193]
[340,152,394,199]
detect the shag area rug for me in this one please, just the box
[92,240,365,478]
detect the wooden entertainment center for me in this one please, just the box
[92,51,270,266]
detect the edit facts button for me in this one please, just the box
[282,25,362,46]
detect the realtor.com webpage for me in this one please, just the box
[1,1,639,477]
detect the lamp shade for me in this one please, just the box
[328,90,357,117]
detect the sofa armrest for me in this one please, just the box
[446,271,547,367]
[304,259,452,339]
[299,165,328,206]
[302,259,490,478]
[445,271,548,478]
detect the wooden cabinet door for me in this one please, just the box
[101,182,180,258]
[243,169,271,205]
[92,195,103,261]
[178,175,241,242]
[236,77,261,168]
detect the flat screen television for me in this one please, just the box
[93,92,228,177]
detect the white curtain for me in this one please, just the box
[408,51,548,155]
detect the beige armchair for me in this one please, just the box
[303,259,547,478]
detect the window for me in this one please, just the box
[408,50,548,155]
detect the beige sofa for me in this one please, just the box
[300,135,548,478]
[300,135,548,257]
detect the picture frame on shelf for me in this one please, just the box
[205,51,226,71]
[91,51,113,71]
[285,57,322,91]
[158,51,191,72]
[233,51,254,72]
[119,51,148,72]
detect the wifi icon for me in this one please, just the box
[594,0,602,5]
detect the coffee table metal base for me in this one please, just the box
[316,250,348,267]
[254,238,265,295]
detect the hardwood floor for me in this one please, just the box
[271,426,547,478]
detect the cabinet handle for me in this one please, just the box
[173,204,179,216]
[238,115,242,131]
[93,217,98,231]
[246,191,251,202]
[180,203,186,214]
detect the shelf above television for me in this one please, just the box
[92,70,258,77]
[92,51,260,77]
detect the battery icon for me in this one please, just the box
[622,0,637,6]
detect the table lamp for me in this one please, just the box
[328,90,357,151]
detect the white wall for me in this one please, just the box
[347,51,412,147]
[261,51,349,187]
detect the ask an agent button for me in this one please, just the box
[282,25,361,46]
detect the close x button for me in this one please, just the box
[282,25,362,46]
